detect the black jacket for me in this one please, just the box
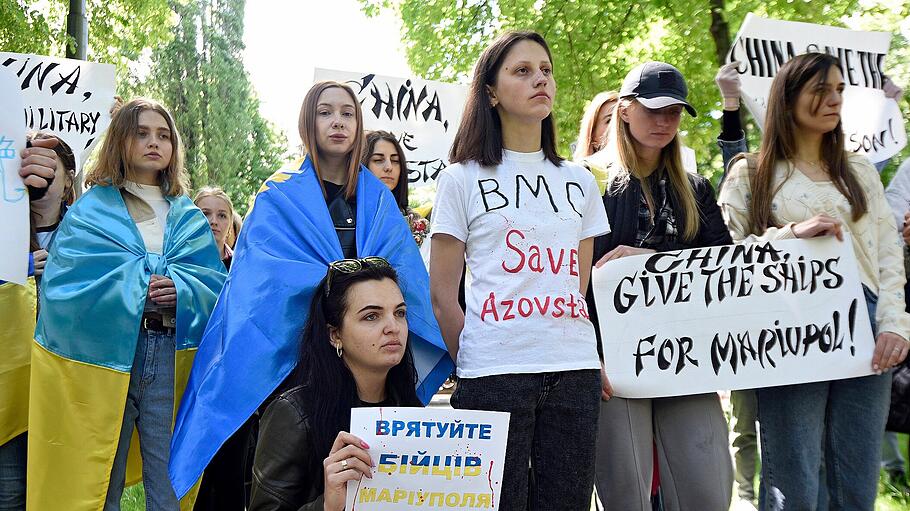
[249,384,407,511]
[587,172,732,355]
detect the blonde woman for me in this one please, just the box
[28,98,226,510]
[194,186,236,269]
[586,62,733,511]
[574,90,619,161]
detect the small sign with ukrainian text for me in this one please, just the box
[727,14,906,164]
[591,235,875,398]
[345,407,509,510]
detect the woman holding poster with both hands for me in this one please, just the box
[584,61,734,511]
[430,30,610,509]
[718,52,910,510]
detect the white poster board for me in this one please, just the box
[727,14,906,164]
[0,71,29,284]
[314,68,467,187]
[591,236,875,398]
[0,52,116,176]
[345,407,509,510]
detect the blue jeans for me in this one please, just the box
[104,329,178,511]
[757,288,890,510]
[0,434,26,511]
[452,370,600,511]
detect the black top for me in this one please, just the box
[587,171,732,357]
[249,385,396,511]
[323,181,357,259]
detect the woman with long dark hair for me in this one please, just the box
[361,130,429,247]
[586,62,734,510]
[250,258,421,510]
[718,52,910,509]
[430,30,610,509]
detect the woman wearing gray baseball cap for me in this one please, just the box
[585,62,734,511]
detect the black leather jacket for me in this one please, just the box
[249,385,404,511]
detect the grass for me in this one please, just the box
[122,435,910,511]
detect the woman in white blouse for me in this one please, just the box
[718,52,910,510]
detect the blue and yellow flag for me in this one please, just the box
[169,157,454,498]
[27,184,226,510]
[0,278,36,447]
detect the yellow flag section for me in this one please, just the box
[27,343,199,511]
[0,279,36,446]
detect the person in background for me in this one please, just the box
[574,91,619,161]
[361,130,429,247]
[718,53,910,510]
[883,156,910,490]
[27,133,76,279]
[714,61,759,510]
[194,186,237,270]
[27,98,227,511]
[431,30,610,509]
[586,61,734,511]
[192,186,252,510]
[249,258,423,511]
[0,134,63,511]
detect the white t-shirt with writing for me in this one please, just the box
[432,149,611,378]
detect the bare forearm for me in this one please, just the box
[433,301,464,361]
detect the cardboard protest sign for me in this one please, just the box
[314,68,467,187]
[727,14,906,164]
[0,52,116,177]
[345,407,509,510]
[0,70,29,284]
[591,236,875,398]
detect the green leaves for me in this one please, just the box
[363,0,910,182]
[139,0,288,215]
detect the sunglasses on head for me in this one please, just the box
[325,256,391,297]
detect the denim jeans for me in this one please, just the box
[104,329,178,511]
[451,369,600,511]
[757,287,890,510]
[0,433,26,511]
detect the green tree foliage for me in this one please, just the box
[1,0,173,84]
[361,0,910,181]
[140,0,288,214]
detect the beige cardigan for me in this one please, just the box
[718,153,910,340]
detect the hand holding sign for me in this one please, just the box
[325,432,373,511]
[791,214,844,241]
[19,136,59,190]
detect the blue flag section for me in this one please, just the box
[169,157,454,498]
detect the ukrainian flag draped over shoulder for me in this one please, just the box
[169,157,453,498]
[0,278,36,447]
[27,184,226,511]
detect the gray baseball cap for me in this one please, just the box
[619,61,697,117]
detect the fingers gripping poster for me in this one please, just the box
[0,52,117,175]
[726,14,906,164]
[314,68,468,187]
[591,236,875,398]
[346,408,509,510]
[0,71,28,284]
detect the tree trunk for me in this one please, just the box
[708,0,730,66]
[65,0,88,59]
